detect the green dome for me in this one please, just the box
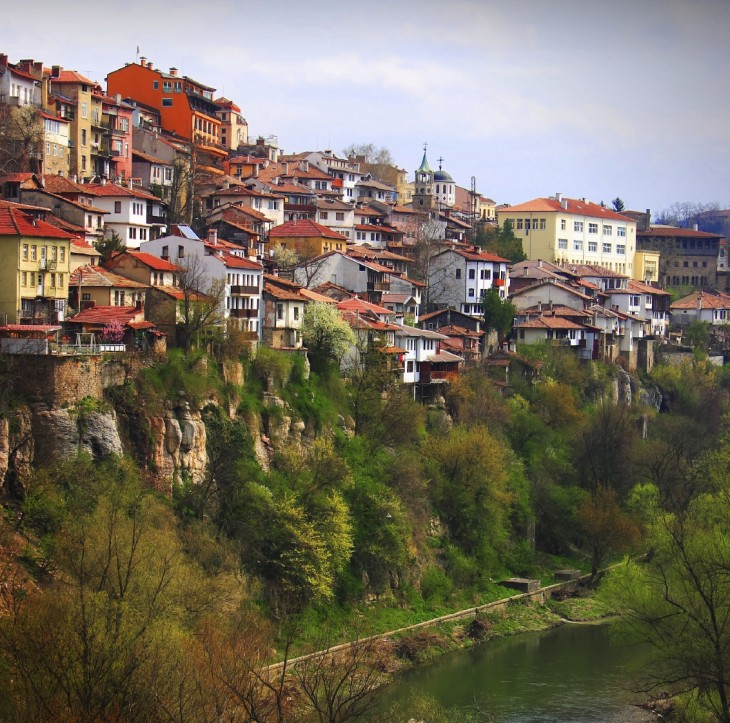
[434,170,453,182]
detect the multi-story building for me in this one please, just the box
[497,194,638,277]
[427,247,510,316]
[106,58,226,165]
[0,204,73,324]
[214,97,248,152]
[270,218,348,257]
[40,111,70,176]
[85,181,163,247]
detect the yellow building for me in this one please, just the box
[497,194,638,276]
[633,251,660,283]
[269,218,348,257]
[0,205,73,323]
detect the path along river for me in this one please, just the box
[376,620,654,722]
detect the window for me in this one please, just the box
[573,240,582,251]
[139,228,147,241]
[81,103,88,119]
[293,306,299,321]
[163,81,172,93]
[617,227,626,237]
[532,219,539,230]
[177,245,184,258]
[455,268,462,279]
[588,241,597,252]
[50,273,56,288]
[268,200,278,210]
[588,223,598,233]
[630,295,640,306]
[468,268,476,279]
[153,80,159,90]
[22,244,28,260]
[81,129,87,146]
[574,221,584,232]
[114,201,122,213]
[31,245,37,261]
[336,212,344,221]
[603,225,612,235]
[128,227,137,240]
[276,303,284,321]
[603,242,611,253]
[51,246,57,261]
[516,219,523,230]
[558,238,568,250]
[560,219,566,231]
[21,271,27,286]
[468,288,475,297]
[540,218,546,230]
[480,268,491,279]
[81,155,87,171]
[46,141,51,156]
[320,211,328,220]
[162,245,169,258]
[617,245,626,255]
[174,81,182,93]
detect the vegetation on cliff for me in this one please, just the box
[1,343,730,719]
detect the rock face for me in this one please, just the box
[30,405,124,467]
[0,408,34,496]
[123,401,208,493]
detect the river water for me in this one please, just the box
[378,621,653,722]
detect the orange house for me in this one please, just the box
[106,58,226,162]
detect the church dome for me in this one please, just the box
[434,169,453,182]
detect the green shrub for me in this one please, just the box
[420,565,453,603]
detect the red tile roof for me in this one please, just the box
[269,218,348,241]
[219,251,263,270]
[67,305,144,325]
[337,297,394,316]
[111,251,180,272]
[441,247,509,263]
[638,226,722,239]
[70,265,148,288]
[501,197,634,223]
[51,69,98,85]
[514,316,585,330]
[0,206,76,239]
[85,182,157,200]
[671,290,730,310]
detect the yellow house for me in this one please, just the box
[633,251,660,284]
[0,205,74,324]
[497,194,638,277]
[269,218,349,257]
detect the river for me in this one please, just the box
[377,621,653,722]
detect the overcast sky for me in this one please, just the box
[4,0,729,212]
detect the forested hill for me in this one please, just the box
[1,345,729,720]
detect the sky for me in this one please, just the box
[4,0,729,213]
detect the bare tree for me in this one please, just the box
[0,104,43,174]
[175,254,226,350]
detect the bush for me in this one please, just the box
[420,565,453,603]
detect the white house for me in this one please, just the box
[86,181,161,248]
[140,228,263,335]
[670,290,730,327]
[428,246,510,316]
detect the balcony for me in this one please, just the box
[230,284,259,295]
[229,308,258,319]
[38,259,57,271]
[110,126,127,137]
[61,111,75,121]
[494,278,506,286]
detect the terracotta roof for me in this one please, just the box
[626,280,671,296]
[510,279,592,301]
[0,206,76,239]
[132,150,169,165]
[219,251,262,270]
[671,291,730,310]
[499,197,635,223]
[518,304,590,317]
[438,246,509,263]
[348,246,411,263]
[515,316,585,330]
[84,182,157,200]
[0,324,61,333]
[337,297,394,317]
[567,263,628,279]
[70,265,148,288]
[150,285,208,302]
[67,305,144,325]
[638,226,722,239]
[50,69,98,85]
[72,239,102,255]
[111,251,180,271]
[269,218,348,241]
[264,282,303,302]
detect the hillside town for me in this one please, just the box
[1,51,729,385]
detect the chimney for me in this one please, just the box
[538,259,543,268]
[283,162,289,174]
[0,54,8,68]
[299,160,309,173]
[537,301,542,313]
[693,223,699,232]
[207,229,218,245]
[115,93,121,104]
[51,65,61,78]
[128,177,134,189]
[139,56,147,66]
[555,192,562,202]
[146,62,153,70]
[169,67,178,76]
[562,199,568,210]
[697,293,702,312]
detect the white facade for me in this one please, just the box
[428,248,510,317]
[141,233,263,335]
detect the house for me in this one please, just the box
[0,204,74,324]
[484,349,543,386]
[270,218,349,258]
[69,265,147,311]
[497,194,638,277]
[315,198,356,241]
[106,58,227,165]
[140,229,264,336]
[215,97,248,152]
[84,181,163,247]
[605,279,671,338]
[70,239,101,272]
[427,246,510,316]
[670,290,730,327]
[65,302,164,353]
[392,324,462,390]
[261,275,307,349]
[104,249,179,287]
[509,278,593,312]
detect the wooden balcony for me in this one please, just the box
[229,308,258,319]
[230,284,259,295]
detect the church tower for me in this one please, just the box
[412,144,434,210]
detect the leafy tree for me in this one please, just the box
[684,319,710,352]
[475,220,526,263]
[301,302,356,366]
[94,230,126,262]
[611,197,625,212]
[342,142,395,185]
[0,104,43,174]
[577,485,640,577]
[602,460,730,720]
[482,287,516,340]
